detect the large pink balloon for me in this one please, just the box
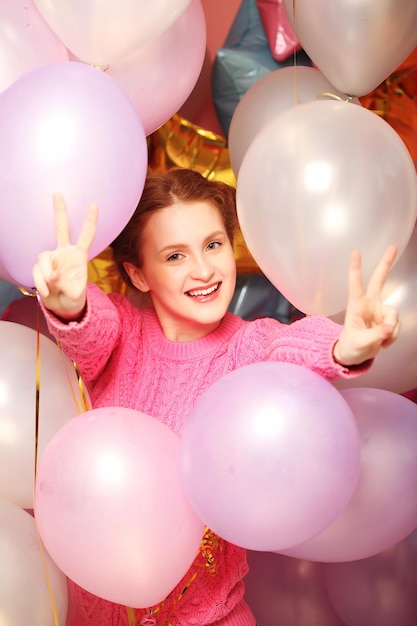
[0,499,68,626]
[0,0,69,94]
[324,529,417,626]
[334,227,417,394]
[279,388,417,562]
[107,0,206,136]
[181,361,361,551]
[35,407,205,608]
[33,0,192,65]
[283,0,417,96]
[0,320,91,509]
[236,99,417,316]
[229,65,360,176]
[0,62,148,288]
[244,551,345,626]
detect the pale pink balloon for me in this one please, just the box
[229,65,360,176]
[334,227,417,394]
[181,361,361,551]
[245,551,345,626]
[0,320,91,509]
[283,0,417,96]
[324,529,417,626]
[0,61,148,288]
[35,407,205,608]
[33,0,192,65]
[0,0,69,94]
[107,0,206,136]
[0,500,68,626]
[279,388,417,562]
[236,99,417,316]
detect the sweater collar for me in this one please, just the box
[142,308,243,360]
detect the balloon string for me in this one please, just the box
[126,607,138,626]
[129,527,221,625]
[292,0,298,105]
[30,292,61,626]
[54,339,91,415]
[316,91,354,103]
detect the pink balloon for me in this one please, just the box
[229,65,360,175]
[0,0,69,94]
[107,0,206,136]
[244,551,345,626]
[0,499,68,626]
[279,388,417,562]
[334,227,417,394]
[35,407,205,608]
[283,0,417,96]
[324,529,417,626]
[181,361,361,551]
[33,0,193,65]
[0,62,148,288]
[236,99,417,316]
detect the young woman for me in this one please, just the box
[33,168,399,626]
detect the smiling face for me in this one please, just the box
[124,200,237,341]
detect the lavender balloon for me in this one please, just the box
[181,361,361,551]
[0,61,148,287]
[280,388,417,562]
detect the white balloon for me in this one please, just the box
[34,0,193,65]
[283,0,417,96]
[236,100,417,316]
[0,321,91,508]
[0,500,68,626]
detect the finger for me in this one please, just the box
[381,320,401,348]
[380,303,400,328]
[347,249,364,300]
[53,193,71,247]
[36,251,59,285]
[366,244,398,298]
[77,202,98,251]
[32,263,50,299]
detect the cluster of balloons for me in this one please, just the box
[0,0,207,287]
[2,0,417,622]
[27,359,417,612]
[227,0,417,396]
[0,0,208,621]
[230,0,417,316]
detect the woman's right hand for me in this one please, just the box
[32,193,98,321]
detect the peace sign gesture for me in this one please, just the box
[333,245,400,367]
[32,194,98,322]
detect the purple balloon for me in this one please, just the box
[181,361,361,551]
[280,387,417,562]
[324,528,417,626]
[0,61,148,287]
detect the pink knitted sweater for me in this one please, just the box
[44,284,365,626]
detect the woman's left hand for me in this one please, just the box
[333,245,400,367]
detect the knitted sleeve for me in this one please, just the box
[41,283,135,383]
[234,315,371,381]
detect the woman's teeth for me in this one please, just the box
[188,283,219,297]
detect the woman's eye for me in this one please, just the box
[167,252,182,262]
[207,241,221,250]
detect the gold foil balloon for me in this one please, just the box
[149,114,260,274]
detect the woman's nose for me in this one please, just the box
[190,253,214,280]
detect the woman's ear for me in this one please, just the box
[123,262,150,293]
